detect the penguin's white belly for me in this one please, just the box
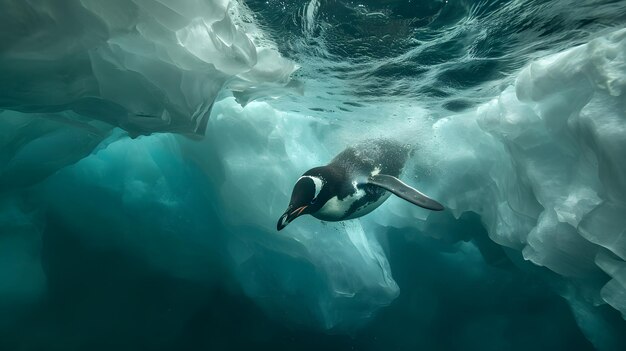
[314,190,391,221]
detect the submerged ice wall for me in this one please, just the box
[0,0,296,135]
[445,28,626,317]
[366,28,626,347]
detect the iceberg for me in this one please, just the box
[0,0,296,135]
[368,28,626,346]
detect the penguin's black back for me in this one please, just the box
[329,139,411,179]
[323,139,412,214]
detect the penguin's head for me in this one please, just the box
[277,167,330,231]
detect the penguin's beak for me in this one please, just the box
[277,205,308,231]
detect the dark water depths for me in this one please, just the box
[0,215,599,351]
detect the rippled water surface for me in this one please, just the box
[247,0,625,112]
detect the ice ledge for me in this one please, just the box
[0,0,297,136]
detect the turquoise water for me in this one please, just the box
[1,0,626,350]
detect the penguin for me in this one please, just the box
[277,139,444,231]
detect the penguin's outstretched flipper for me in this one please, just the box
[368,174,444,211]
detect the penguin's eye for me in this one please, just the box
[310,198,317,205]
